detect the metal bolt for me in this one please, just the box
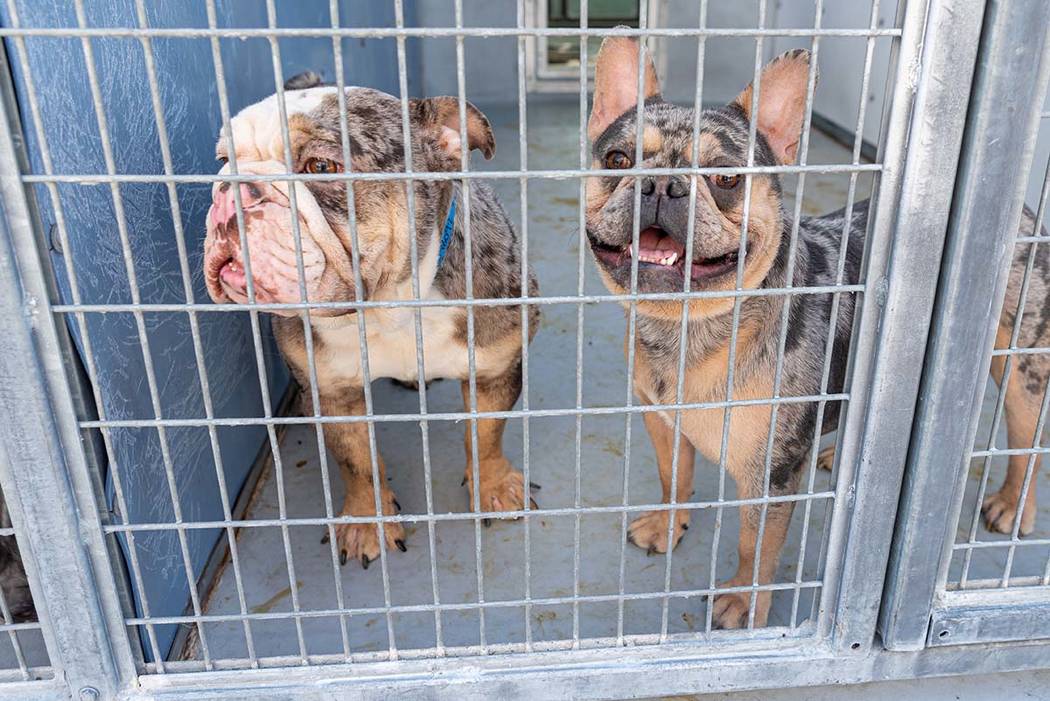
[79,687,100,701]
[47,223,63,255]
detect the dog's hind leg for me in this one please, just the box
[627,406,695,554]
[983,328,1044,536]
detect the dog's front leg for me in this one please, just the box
[319,387,406,569]
[461,358,535,522]
[711,463,800,629]
[627,406,695,554]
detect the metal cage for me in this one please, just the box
[0,1,1047,700]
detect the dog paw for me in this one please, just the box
[322,491,406,568]
[982,488,1035,536]
[463,460,539,522]
[816,445,835,472]
[711,577,770,629]
[627,509,690,555]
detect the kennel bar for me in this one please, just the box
[0,60,131,699]
[812,0,985,655]
[880,0,1050,651]
[0,27,904,39]
[0,0,1045,699]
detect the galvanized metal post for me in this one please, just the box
[0,58,136,699]
[818,0,985,655]
[880,0,1050,650]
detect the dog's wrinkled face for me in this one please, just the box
[585,39,813,319]
[203,85,494,315]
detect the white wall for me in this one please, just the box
[1026,92,1050,214]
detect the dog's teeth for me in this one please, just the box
[661,253,679,266]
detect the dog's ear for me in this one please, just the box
[284,70,324,90]
[731,49,815,165]
[411,96,496,161]
[588,34,661,142]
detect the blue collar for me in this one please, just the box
[436,197,456,268]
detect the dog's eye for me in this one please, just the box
[303,157,343,175]
[603,150,633,170]
[217,156,228,165]
[710,174,741,190]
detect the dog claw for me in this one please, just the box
[647,545,657,557]
[321,532,330,545]
[529,497,539,511]
[482,518,491,528]
[361,555,370,570]
[529,481,541,491]
[393,498,401,512]
[461,476,467,487]
[339,549,348,566]
[395,539,407,552]
[681,523,689,530]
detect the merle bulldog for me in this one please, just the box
[204,74,538,568]
[583,36,1050,627]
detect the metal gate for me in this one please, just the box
[0,1,1046,700]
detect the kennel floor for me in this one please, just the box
[154,99,1040,663]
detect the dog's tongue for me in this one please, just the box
[639,227,681,253]
[632,227,686,266]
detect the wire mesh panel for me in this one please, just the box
[0,479,49,684]
[0,0,999,697]
[948,109,1050,594]
[0,0,915,669]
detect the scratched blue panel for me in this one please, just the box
[1,0,417,659]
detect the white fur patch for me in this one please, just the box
[220,86,359,163]
[311,286,468,384]
[244,86,353,119]
[303,215,462,383]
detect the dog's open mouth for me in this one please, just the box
[591,227,744,281]
[215,255,262,303]
[219,257,247,291]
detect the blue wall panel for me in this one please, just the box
[1,0,415,659]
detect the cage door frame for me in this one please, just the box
[0,48,135,701]
[880,0,1050,652]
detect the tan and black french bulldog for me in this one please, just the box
[584,36,1050,627]
[204,74,538,569]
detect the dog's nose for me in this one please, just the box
[640,176,689,200]
[640,176,656,197]
[665,176,689,198]
[209,181,266,231]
